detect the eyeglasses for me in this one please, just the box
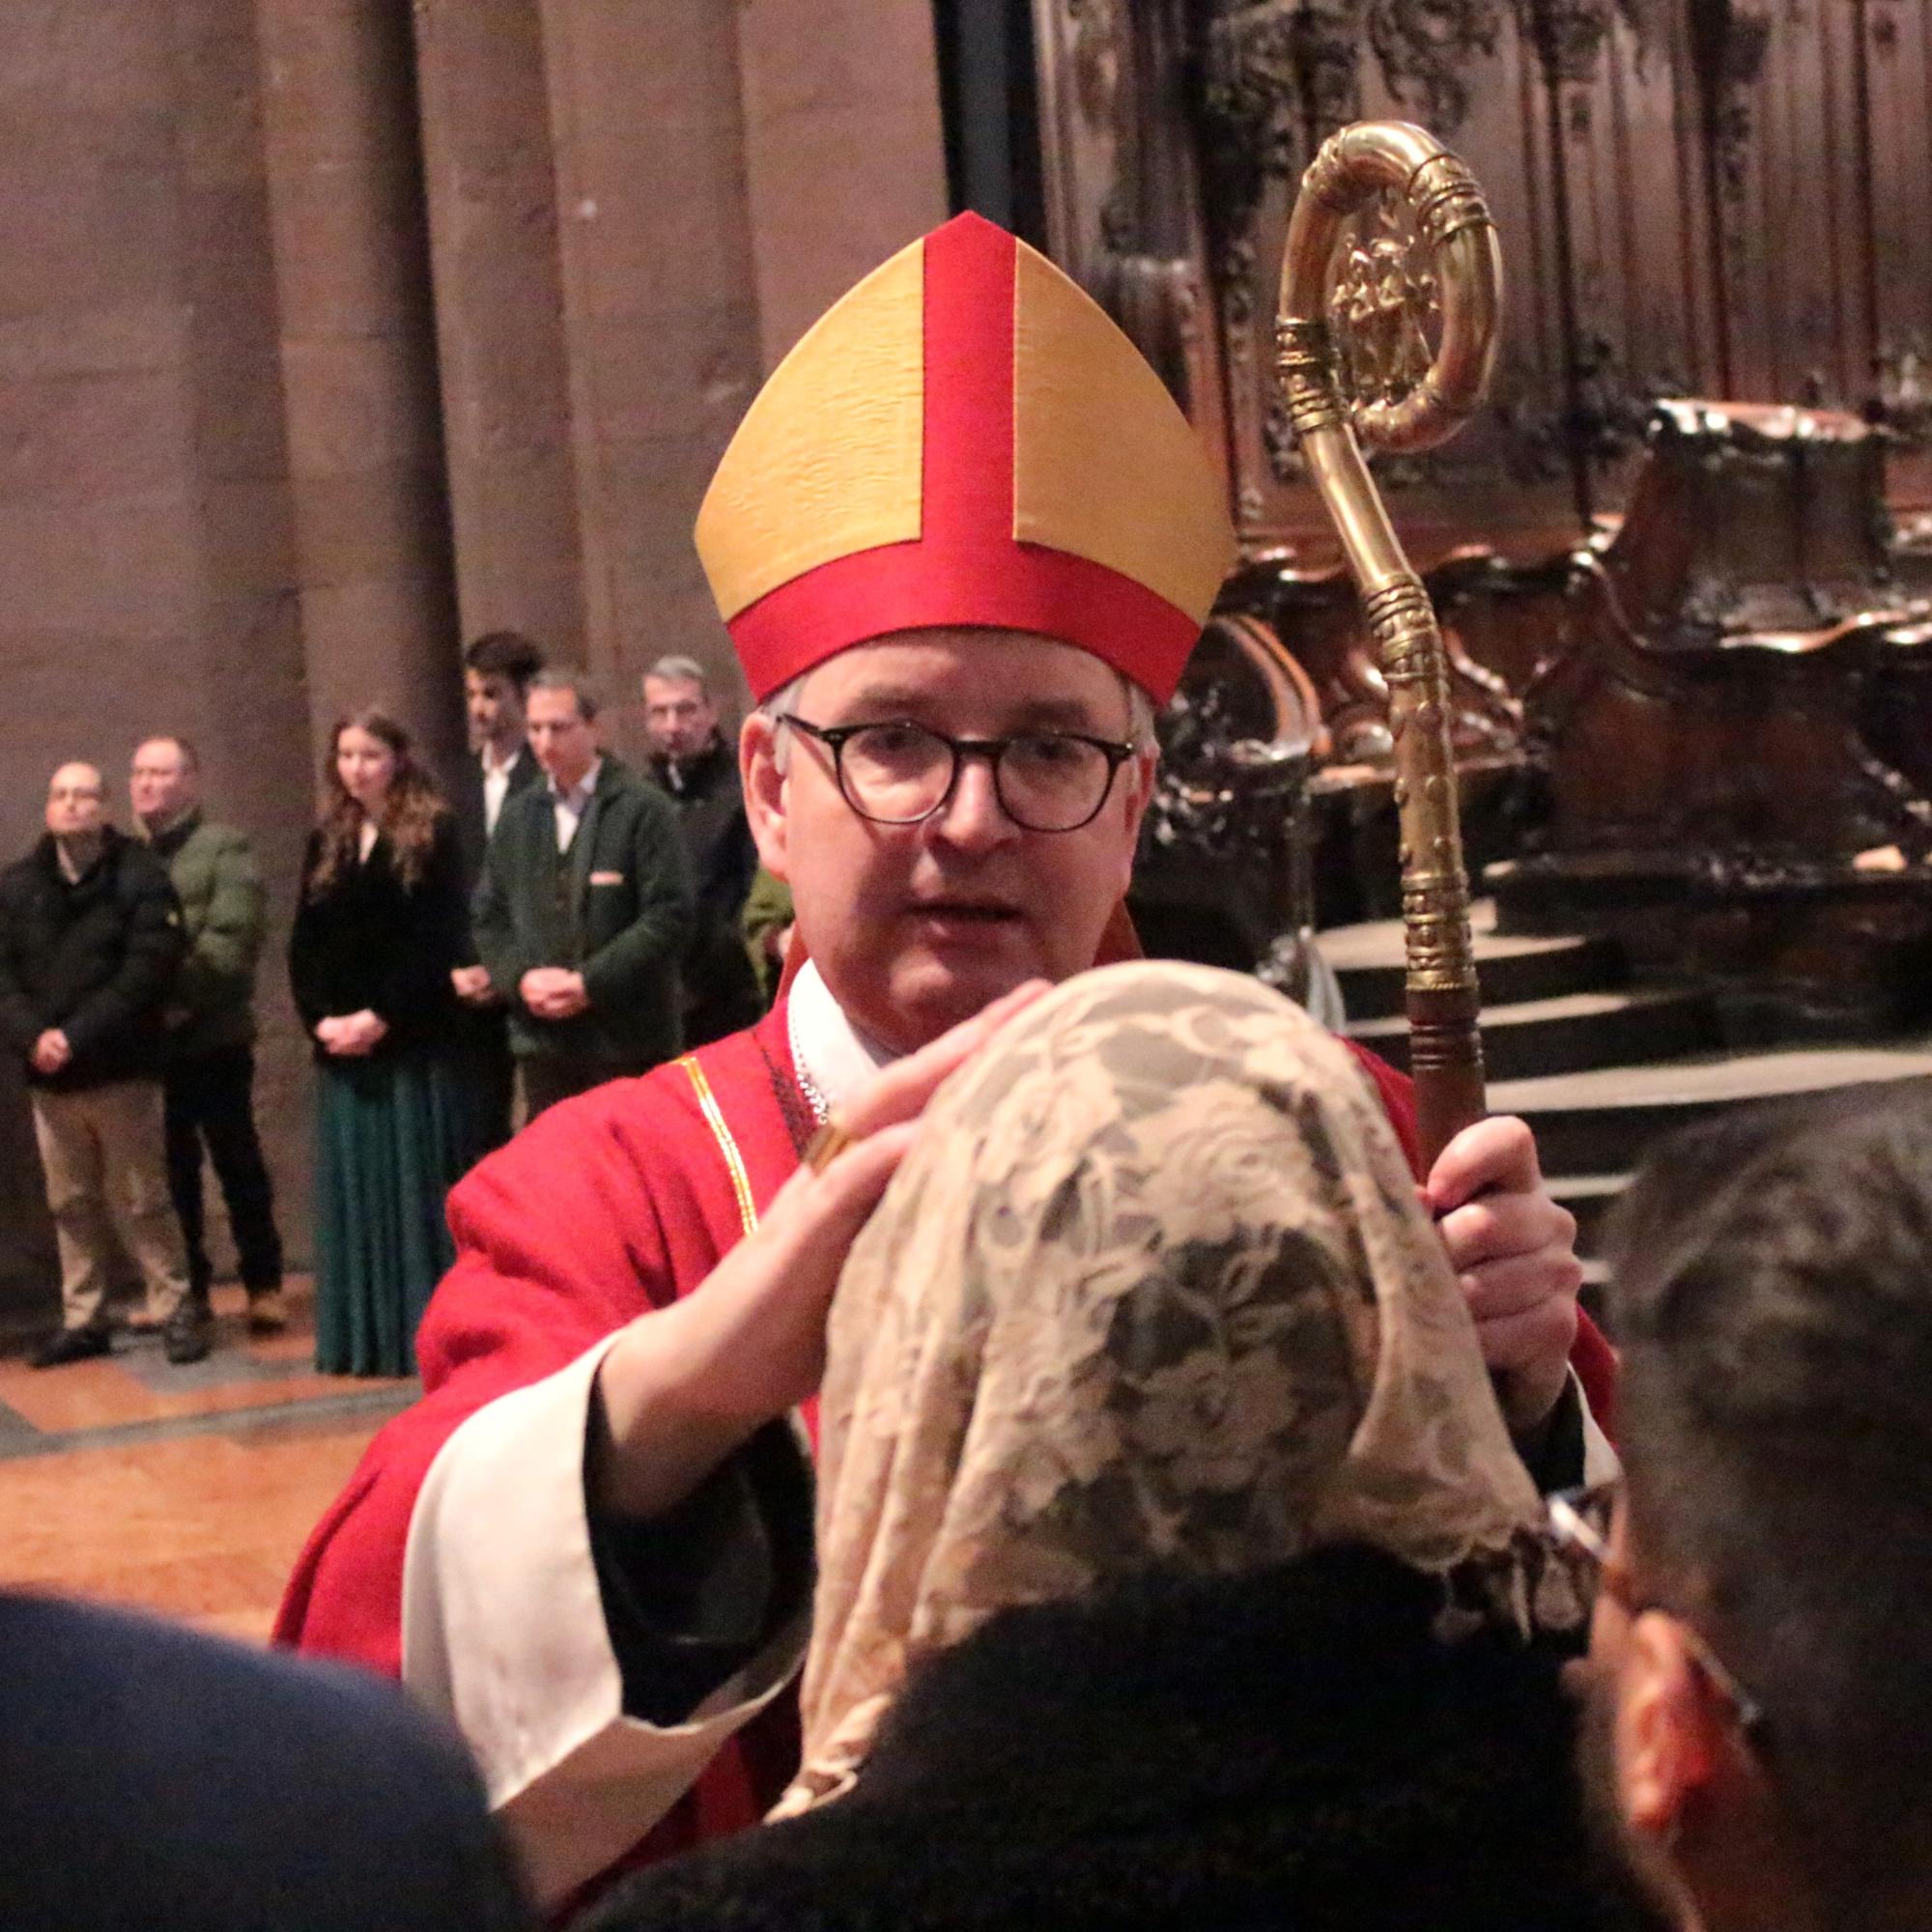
[1548,1482,1767,1741]
[780,715,1137,835]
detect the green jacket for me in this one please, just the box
[741,865,794,1004]
[148,813,265,1060]
[471,757,695,1069]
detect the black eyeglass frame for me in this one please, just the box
[778,713,1140,835]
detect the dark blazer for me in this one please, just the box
[584,1546,1662,1932]
[648,738,763,1045]
[0,828,185,1091]
[0,1590,532,1932]
[453,742,544,895]
[471,757,695,1071]
[288,813,468,1058]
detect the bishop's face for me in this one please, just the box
[742,629,1154,1056]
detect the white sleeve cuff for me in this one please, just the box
[401,1335,808,1910]
[1578,1374,1621,1488]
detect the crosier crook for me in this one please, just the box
[1274,121,1501,1169]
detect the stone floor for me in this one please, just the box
[0,1280,411,1643]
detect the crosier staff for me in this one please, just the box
[1274,121,1500,1168]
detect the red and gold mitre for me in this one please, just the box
[696,213,1236,705]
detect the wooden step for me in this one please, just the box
[1348,985,1718,1083]
[1318,899,1627,1020]
[1547,1173,1630,1256]
[1490,1042,1932,1176]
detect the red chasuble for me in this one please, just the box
[276,1002,1614,1888]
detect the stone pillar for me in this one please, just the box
[412,0,588,665]
[534,0,767,742]
[0,0,326,1331]
[737,0,951,369]
[254,0,465,781]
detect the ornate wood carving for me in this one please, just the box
[1522,402,1932,865]
[1032,0,1932,557]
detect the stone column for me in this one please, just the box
[412,0,588,665]
[254,0,465,780]
[737,0,951,369]
[531,0,767,743]
[0,0,329,1327]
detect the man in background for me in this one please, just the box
[452,631,546,1145]
[641,655,762,1046]
[1578,1083,1932,1932]
[131,735,283,1347]
[472,669,693,1117]
[0,764,195,1366]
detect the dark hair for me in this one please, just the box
[527,667,602,722]
[464,630,545,691]
[306,709,449,895]
[1605,1080,1932,1924]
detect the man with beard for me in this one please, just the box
[452,631,546,1146]
[1571,1081,1932,1932]
[280,213,1607,1916]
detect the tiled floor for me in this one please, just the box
[0,1281,412,1643]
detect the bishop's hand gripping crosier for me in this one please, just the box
[1275,121,1500,1167]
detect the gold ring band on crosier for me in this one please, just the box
[805,1118,855,1174]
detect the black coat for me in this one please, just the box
[0,828,185,1090]
[583,1546,1662,1932]
[649,738,762,1045]
[0,1590,531,1932]
[453,742,544,901]
[288,814,468,1058]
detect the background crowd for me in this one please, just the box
[0,635,769,1379]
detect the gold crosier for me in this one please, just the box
[1275,121,1498,1168]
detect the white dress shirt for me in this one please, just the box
[480,744,520,836]
[550,757,601,853]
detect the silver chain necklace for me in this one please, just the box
[787,1000,832,1125]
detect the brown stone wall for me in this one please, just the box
[0,0,948,1338]
[0,0,320,1336]
[255,0,463,772]
[412,0,587,663]
[738,0,951,371]
[531,0,767,755]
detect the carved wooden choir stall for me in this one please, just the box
[1034,0,1932,1253]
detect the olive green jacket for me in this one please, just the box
[147,813,267,1060]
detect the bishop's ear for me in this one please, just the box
[739,712,790,881]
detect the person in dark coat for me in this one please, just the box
[290,711,482,1377]
[0,762,198,1368]
[583,965,1646,1932]
[0,1587,532,1932]
[132,734,286,1344]
[471,669,694,1119]
[641,655,762,1046]
[582,1548,1657,1932]
[451,632,546,1149]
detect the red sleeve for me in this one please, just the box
[273,1078,715,1672]
[1341,1039,1616,1435]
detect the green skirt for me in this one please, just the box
[313,1048,483,1378]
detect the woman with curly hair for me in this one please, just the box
[290,711,480,1377]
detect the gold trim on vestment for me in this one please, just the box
[677,1055,758,1238]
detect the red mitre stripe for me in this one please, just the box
[729,213,1202,705]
